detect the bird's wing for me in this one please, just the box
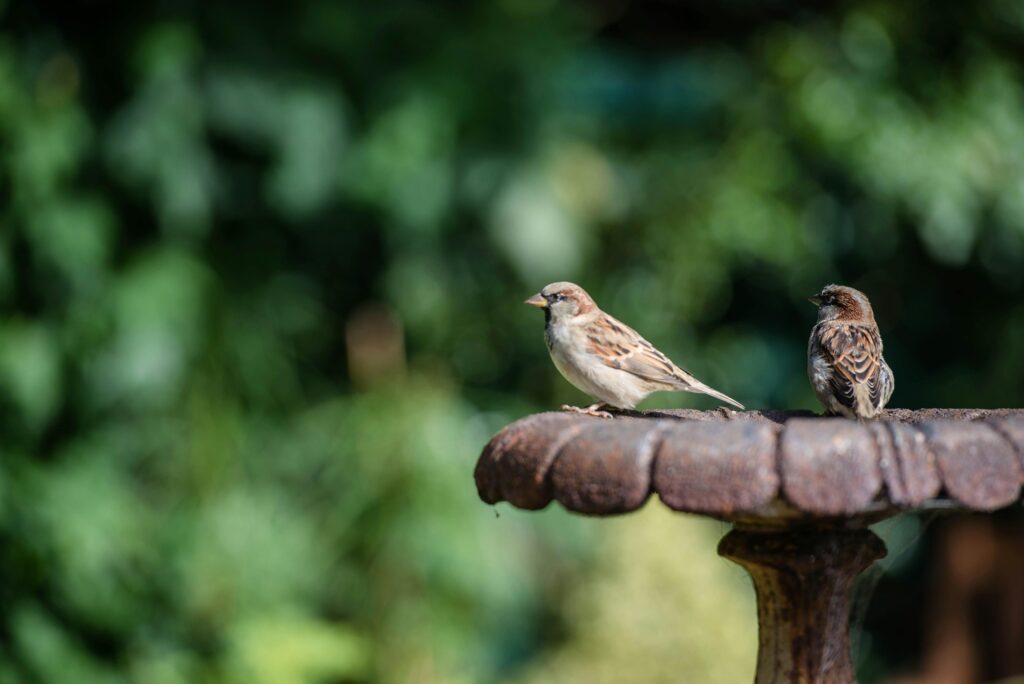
[817,322,888,412]
[584,314,686,386]
[583,313,745,409]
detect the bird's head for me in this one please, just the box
[808,284,875,323]
[525,282,597,321]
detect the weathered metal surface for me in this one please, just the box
[888,408,1024,422]
[873,422,941,506]
[988,416,1024,476]
[550,418,659,514]
[720,528,887,684]
[780,418,882,516]
[473,412,582,509]
[655,421,779,515]
[474,409,1024,518]
[916,421,1021,510]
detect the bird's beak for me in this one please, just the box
[808,295,823,306]
[525,293,548,308]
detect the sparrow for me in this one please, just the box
[525,282,745,417]
[807,284,894,419]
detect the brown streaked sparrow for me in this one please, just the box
[525,282,745,418]
[807,284,894,419]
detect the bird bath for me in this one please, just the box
[474,409,1024,683]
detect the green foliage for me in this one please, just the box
[0,1,1023,682]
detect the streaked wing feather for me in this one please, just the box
[818,322,887,412]
[584,312,745,410]
[585,315,685,387]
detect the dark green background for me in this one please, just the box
[1,1,1022,682]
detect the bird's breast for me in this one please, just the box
[545,319,574,353]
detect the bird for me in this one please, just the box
[525,282,745,418]
[807,284,894,419]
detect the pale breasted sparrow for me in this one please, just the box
[526,282,745,417]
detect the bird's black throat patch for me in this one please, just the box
[543,311,554,350]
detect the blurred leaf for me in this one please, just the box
[86,249,209,410]
[0,323,61,434]
[29,451,155,631]
[10,105,92,205]
[179,488,330,627]
[267,89,347,218]
[227,615,370,684]
[25,195,115,292]
[12,606,123,684]
[348,93,455,232]
[106,24,213,238]
[489,169,588,282]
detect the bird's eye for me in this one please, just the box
[555,293,565,302]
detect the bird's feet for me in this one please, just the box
[561,403,614,419]
[717,406,739,419]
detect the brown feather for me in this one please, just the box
[814,321,888,413]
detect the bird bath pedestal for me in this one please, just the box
[474,409,1024,684]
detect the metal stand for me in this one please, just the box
[719,527,887,684]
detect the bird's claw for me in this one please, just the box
[561,403,614,419]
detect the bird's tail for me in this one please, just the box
[678,377,745,410]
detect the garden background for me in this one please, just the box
[2,1,1024,682]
